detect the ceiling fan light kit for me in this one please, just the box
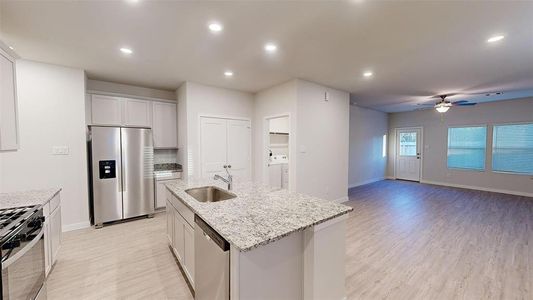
[435,102,451,113]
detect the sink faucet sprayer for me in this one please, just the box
[214,165,233,190]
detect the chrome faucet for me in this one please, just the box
[214,165,233,190]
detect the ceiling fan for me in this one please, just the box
[417,94,479,113]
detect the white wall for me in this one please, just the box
[295,80,350,202]
[388,97,533,196]
[179,81,254,179]
[253,80,298,186]
[0,60,89,230]
[176,83,188,177]
[348,105,388,188]
[253,79,350,202]
[86,79,175,101]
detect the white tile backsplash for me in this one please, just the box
[154,149,178,164]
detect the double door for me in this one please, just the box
[90,126,154,225]
[200,117,251,180]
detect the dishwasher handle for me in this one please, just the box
[195,215,230,251]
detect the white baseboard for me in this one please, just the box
[385,176,395,180]
[62,221,91,232]
[333,196,349,204]
[420,180,533,198]
[348,177,385,189]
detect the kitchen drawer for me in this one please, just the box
[43,202,50,218]
[169,192,194,228]
[49,194,60,212]
[156,179,178,209]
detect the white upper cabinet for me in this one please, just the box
[91,95,153,128]
[91,95,123,125]
[90,95,178,146]
[124,98,151,127]
[0,49,19,151]
[269,117,289,134]
[152,102,177,148]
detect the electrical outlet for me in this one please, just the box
[52,146,69,155]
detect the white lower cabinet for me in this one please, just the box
[166,200,174,244]
[44,193,62,277]
[49,205,62,265]
[183,224,195,283]
[166,191,195,288]
[173,213,185,262]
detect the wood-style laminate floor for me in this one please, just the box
[345,180,532,299]
[48,180,532,299]
[47,213,193,300]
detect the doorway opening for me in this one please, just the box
[265,115,290,190]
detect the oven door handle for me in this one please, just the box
[1,228,44,270]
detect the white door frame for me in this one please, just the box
[198,114,252,180]
[394,126,423,181]
[263,113,292,190]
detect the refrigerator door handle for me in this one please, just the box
[122,165,127,192]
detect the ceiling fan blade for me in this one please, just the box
[454,102,477,106]
[452,100,469,104]
[430,93,460,99]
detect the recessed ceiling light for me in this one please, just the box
[224,71,233,77]
[363,71,373,77]
[487,35,504,43]
[208,22,223,33]
[264,43,278,53]
[120,47,133,54]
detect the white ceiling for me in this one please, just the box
[2,1,533,112]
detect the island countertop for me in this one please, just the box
[165,180,353,252]
[0,188,62,210]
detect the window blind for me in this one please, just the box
[492,123,533,174]
[447,126,487,170]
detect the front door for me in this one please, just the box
[396,128,421,181]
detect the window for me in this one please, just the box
[447,126,487,170]
[382,134,387,157]
[399,132,417,156]
[492,123,533,174]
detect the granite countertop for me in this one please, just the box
[165,180,352,252]
[154,163,182,172]
[0,188,62,210]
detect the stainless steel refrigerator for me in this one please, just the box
[88,126,154,227]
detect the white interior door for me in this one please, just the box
[395,128,421,181]
[200,117,228,178]
[227,119,251,180]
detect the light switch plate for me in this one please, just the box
[52,146,69,155]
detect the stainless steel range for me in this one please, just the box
[0,206,46,300]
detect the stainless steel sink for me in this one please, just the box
[185,186,237,203]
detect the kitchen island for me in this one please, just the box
[166,180,352,300]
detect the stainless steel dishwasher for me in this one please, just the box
[195,215,230,300]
